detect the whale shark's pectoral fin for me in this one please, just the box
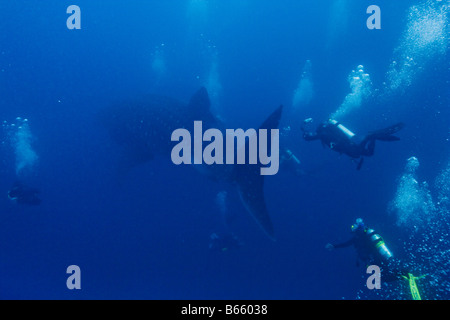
[235,105,283,240]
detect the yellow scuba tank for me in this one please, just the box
[366,229,394,261]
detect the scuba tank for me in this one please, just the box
[366,229,394,261]
[328,119,355,139]
[285,149,301,165]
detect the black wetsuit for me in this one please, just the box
[303,120,404,169]
[333,228,407,281]
[209,233,242,252]
[333,228,383,266]
[8,182,41,205]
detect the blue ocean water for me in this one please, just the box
[0,0,448,300]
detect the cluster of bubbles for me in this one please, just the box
[384,0,449,95]
[388,156,436,228]
[330,65,372,120]
[326,0,350,49]
[186,0,209,27]
[151,44,167,85]
[292,60,314,109]
[326,0,448,119]
[435,160,450,208]
[2,117,38,177]
[215,190,227,218]
[204,49,222,117]
[359,156,450,299]
[185,0,223,117]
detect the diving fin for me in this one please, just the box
[367,122,405,141]
[375,135,400,142]
[402,273,425,300]
[356,157,364,170]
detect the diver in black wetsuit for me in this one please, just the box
[326,218,408,282]
[302,118,404,169]
[209,232,243,253]
[326,218,394,266]
[8,182,41,205]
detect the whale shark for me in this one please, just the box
[101,87,283,239]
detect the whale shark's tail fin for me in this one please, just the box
[234,105,283,240]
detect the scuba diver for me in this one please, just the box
[326,218,394,267]
[326,218,411,283]
[326,218,428,299]
[280,148,304,176]
[281,148,301,166]
[209,232,243,253]
[302,118,404,170]
[8,182,41,205]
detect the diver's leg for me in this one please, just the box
[384,258,408,281]
[360,137,375,156]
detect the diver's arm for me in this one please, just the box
[331,238,355,249]
[302,131,320,141]
[301,118,320,141]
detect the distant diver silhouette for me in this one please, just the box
[302,118,404,169]
[280,148,304,176]
[8,182,41,205]
[209,232,243,253]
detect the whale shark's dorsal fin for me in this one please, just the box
[188,87,211,117]
[235,105,283,240]
[260,105,283,131]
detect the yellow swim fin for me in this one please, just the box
[402,273,425,300]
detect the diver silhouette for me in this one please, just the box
[8,182,41,205]
[302,118,404,169]
[280,148,305,176]
[326,218,410,282]
[208,232,243,253]
[326,218,394,266]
